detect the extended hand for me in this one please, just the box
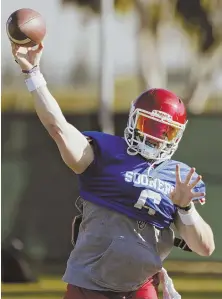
[11,42,43,71]
[170,165,205,208]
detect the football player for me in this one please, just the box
[11,43,215,299]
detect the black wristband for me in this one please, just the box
[175,203,192,211]
[22,65,39,74]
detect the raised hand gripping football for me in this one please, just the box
[170,164,205,208]
[11,42,43,71]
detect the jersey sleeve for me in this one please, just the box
[79,131,118,176]
[192,179,206,204]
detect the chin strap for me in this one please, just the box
[126,146,138,156]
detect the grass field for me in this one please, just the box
[2,275,222,299]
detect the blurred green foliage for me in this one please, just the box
[61,0,134,13]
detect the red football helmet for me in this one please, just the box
[124,88,187,160]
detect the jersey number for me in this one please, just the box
[134,189,161,216]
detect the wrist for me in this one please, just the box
[22,66,40,78]
[177,203,199,225]
[175,202,193,212]
[24,69,46,92]
[22,65,39,74]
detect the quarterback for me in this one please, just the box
[11,43,215,299]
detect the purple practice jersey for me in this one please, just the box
[78,131,205,229]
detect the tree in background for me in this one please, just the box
[61,0,222,114]
[61,0,170,91]
[174,0,222,113]
[61,0,133,14]
[134,0,171,90]
[61,0,135,134]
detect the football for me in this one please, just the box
[6,8,46,48]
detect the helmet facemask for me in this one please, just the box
[124,106,187,161]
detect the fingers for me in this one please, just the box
[193,197,206,204]
[32,42,44,54]
[11,42,19,56]
[189,175,202,189]
[175,164,181,184]
[11,43,21,64]
[11,42,19,64]
[11,42,43,57]
[11,43,27,56]
[184,167,195,185]
[192,191,206,199]
[39,42,44,50]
